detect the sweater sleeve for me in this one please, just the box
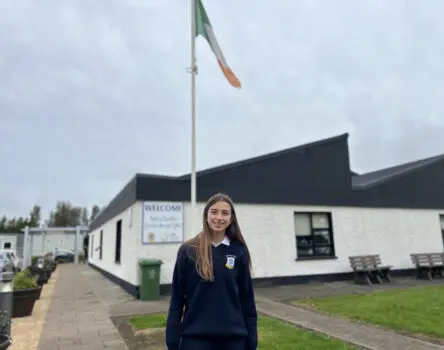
[238,249,258,350]
[165,246,187,350]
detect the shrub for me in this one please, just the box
[31,256,41,265]
[13,270,38,291]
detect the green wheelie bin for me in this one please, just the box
[138,259,163,301]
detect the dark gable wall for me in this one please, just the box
[354,159,444,209]
[136,176,183,201]
[158,134,354,206]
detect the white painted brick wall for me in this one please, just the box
[89,201,444,287]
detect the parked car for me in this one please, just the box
[2,250,23,272]
[54,248,75,263]
[0,251,15,273]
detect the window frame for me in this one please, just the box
[294,211,336,261]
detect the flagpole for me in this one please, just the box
[190,0,197,235]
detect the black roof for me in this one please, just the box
[89,133,444,231]
[352,154,444,189]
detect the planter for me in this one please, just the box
[27,267,49,285]
[0,334,12,349]
[12,288,40,318]
[35,286,42,300]
[36,274,47,286]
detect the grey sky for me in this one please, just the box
[1,0,444,219]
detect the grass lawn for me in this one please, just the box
[294,285,444,340]
[129,313,358,349]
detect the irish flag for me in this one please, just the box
[195,0,241,89]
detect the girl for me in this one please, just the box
[166,193,258,350]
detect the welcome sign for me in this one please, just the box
[142,201,184,244]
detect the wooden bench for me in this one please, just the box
[410,253,444,280]
[349,255,393,286]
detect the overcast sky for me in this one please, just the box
[2,0,444,219]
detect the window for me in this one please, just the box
[294,212,335,259]
[99,230,103,260]
[115,220,122,264]
[3,242,11,249]
[440,215,444,244]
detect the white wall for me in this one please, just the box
[240,205,444,278]
[29,232,84,256]
[88,202,143,285]
[89,201,205,286]
[0,235,17,251]
[88,201,444,288]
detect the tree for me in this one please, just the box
[81,207,89,226]
[90,205,101,222]
[6,218,17,233]
[47,201,82,227]
[1,201,101,231]
[29,205,41,227]
[0,216,6,232]
[0,215,29,233]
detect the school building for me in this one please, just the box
[87,133,444,298]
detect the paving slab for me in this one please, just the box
[256,297,444,350]
[110,298,170,318]
[37,264,129,350]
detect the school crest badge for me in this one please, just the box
[225,255,236,270]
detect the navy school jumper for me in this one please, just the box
[165,240,258,350]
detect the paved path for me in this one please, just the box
[37,264,129,350]
[256,297,444,350]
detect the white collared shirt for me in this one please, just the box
[212,236,230,247]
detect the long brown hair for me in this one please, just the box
[184,193,252,281]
